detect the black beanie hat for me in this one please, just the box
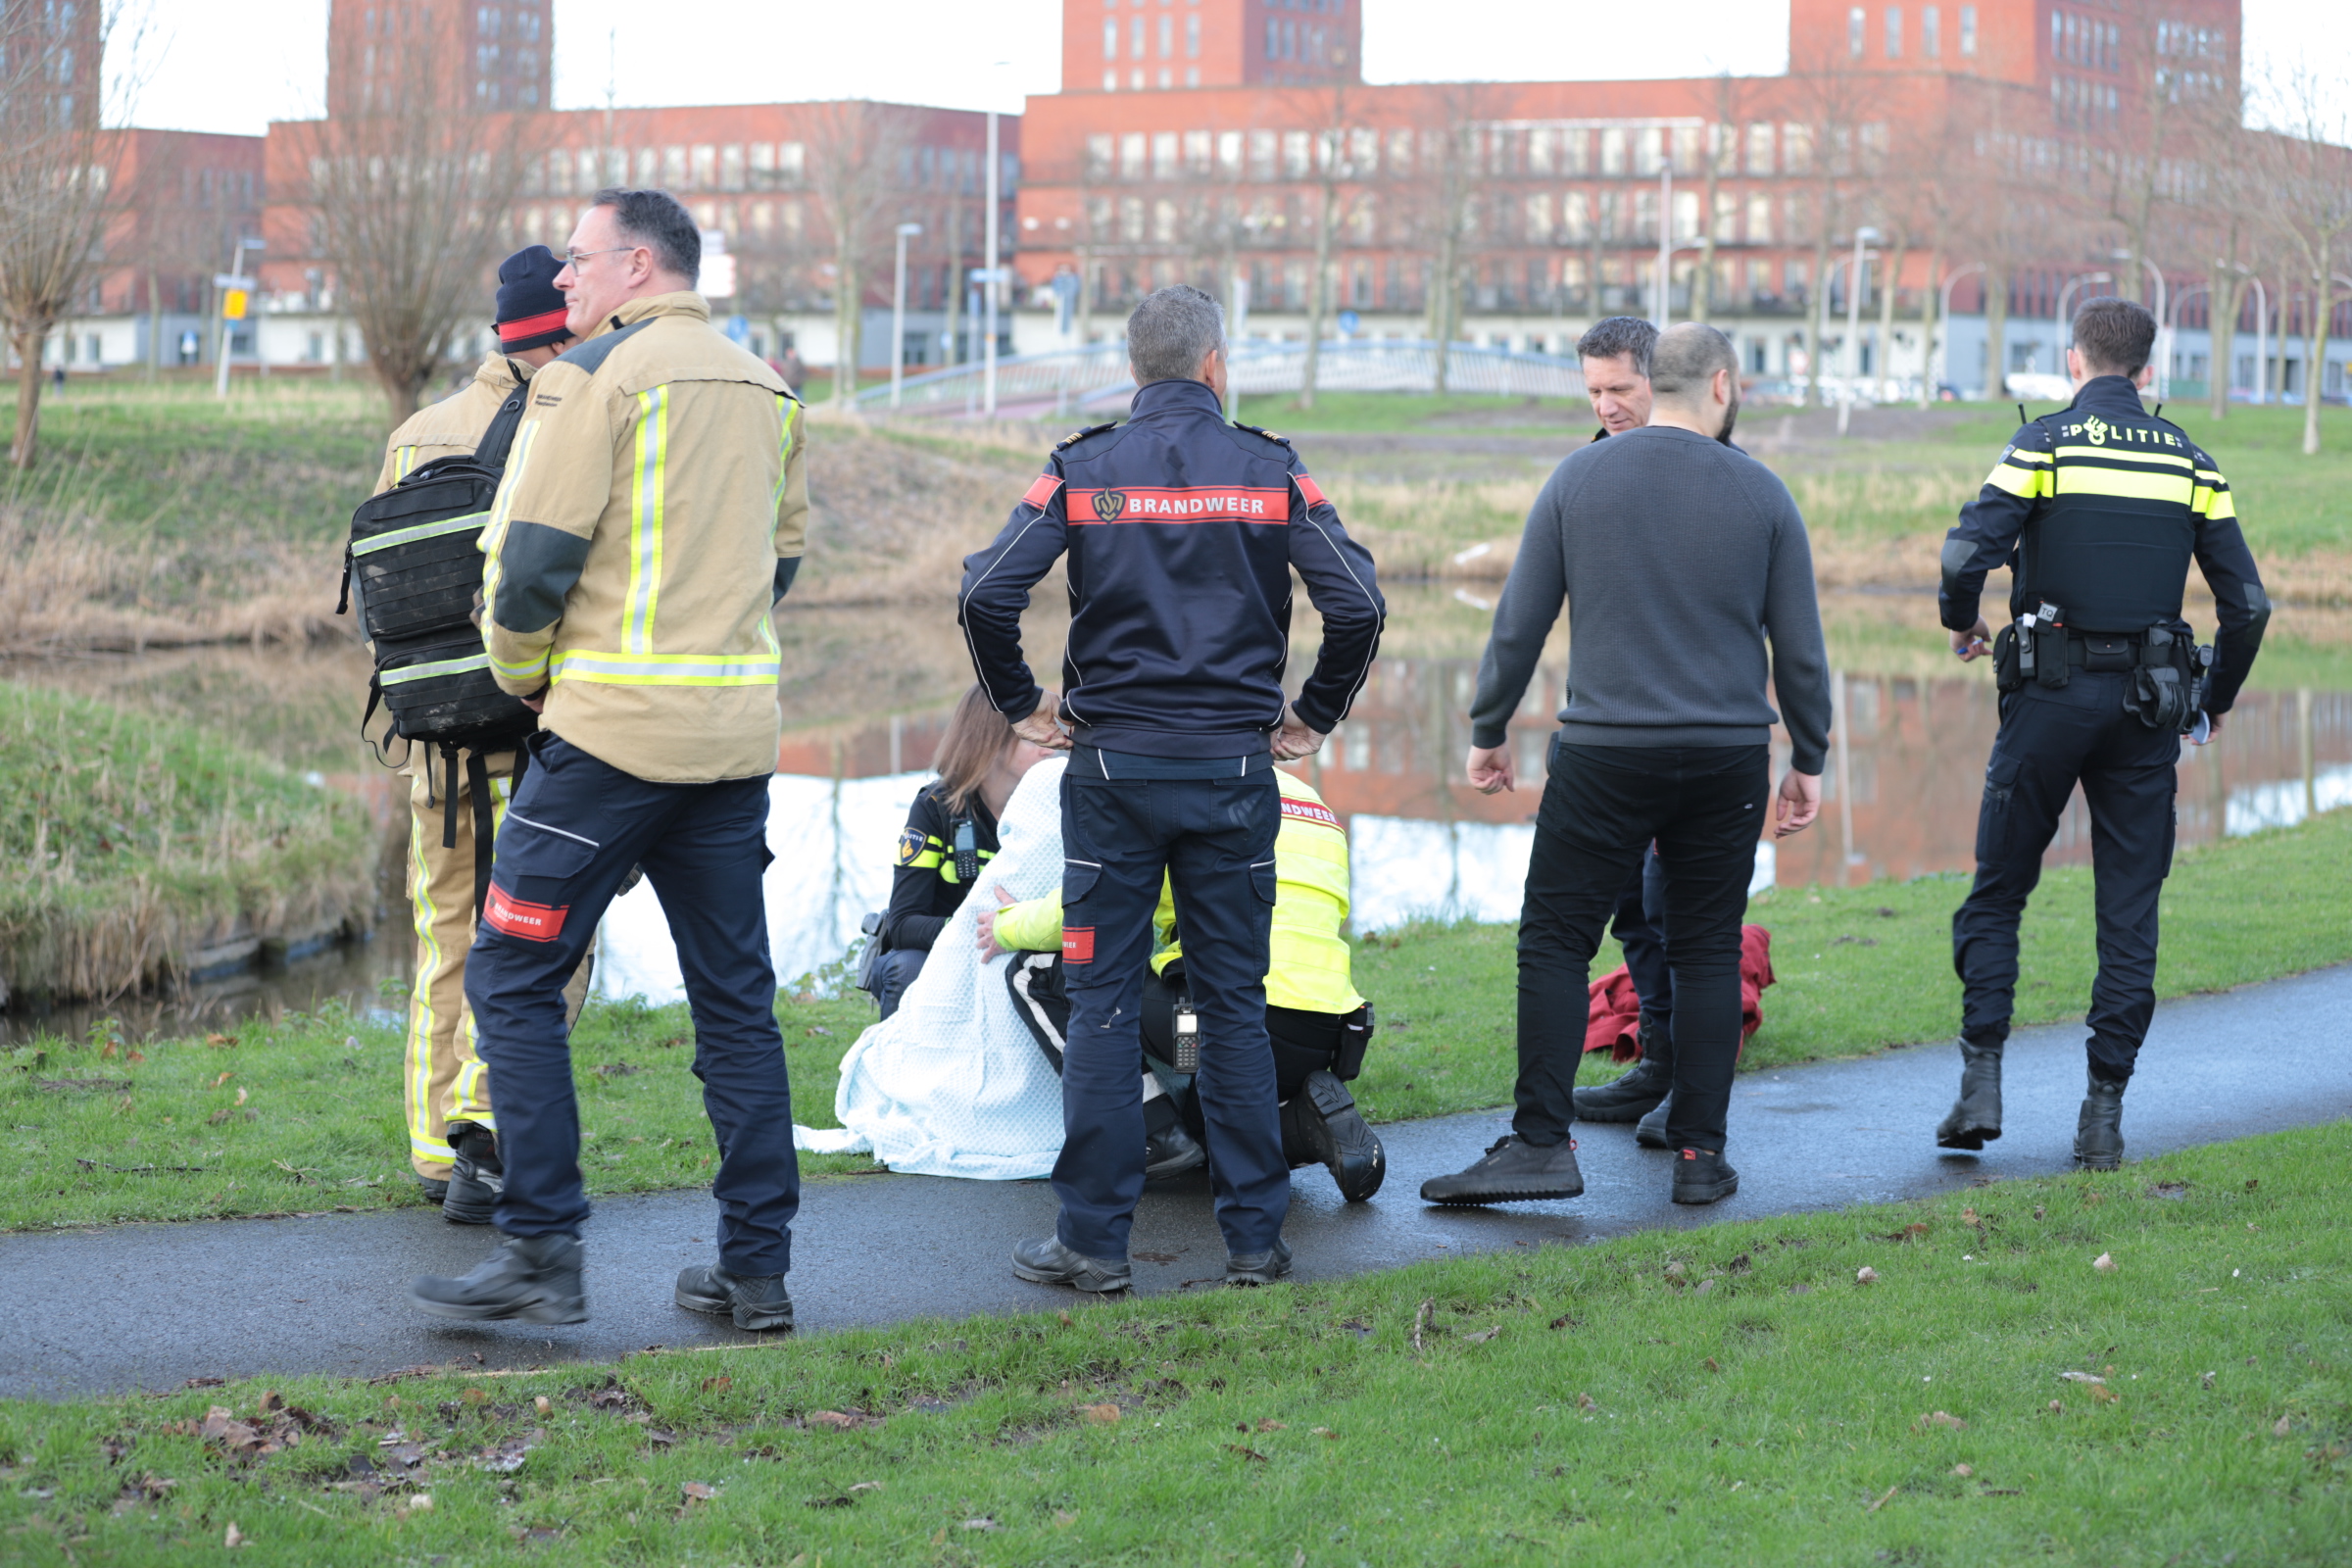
[496,245,571,353]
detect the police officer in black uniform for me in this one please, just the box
[958,283,1385,1293]
[1938,296,2268,1168]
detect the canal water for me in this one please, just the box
[6,587,2347,1032]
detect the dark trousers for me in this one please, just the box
[873,947,926,1020]
[465,735,800,1276]
[1613,845,1673,1028]
[1515,743,1769,1152]
[1953,673,2179,1082]
[1054,768,1288,1260]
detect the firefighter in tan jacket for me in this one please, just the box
[410,189,808,1333]
[374,245,588,1222]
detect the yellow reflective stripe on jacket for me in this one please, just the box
[627,385,670,653]
[353,511,490,556]
[771,395,799,520]
[382,652,493,685]
[392,446,421,482]
[1983,453,2052,499]
[550,649,779,687]
[478,419,543,617]
[2051,456,2194,506]
[2191,469,2235,520]
[488,647,551,684]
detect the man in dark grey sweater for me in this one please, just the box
[1420,322,1832,1208]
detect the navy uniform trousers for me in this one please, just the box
[1054,760,1288,1262]
[1953,670,2179,1083]
[465,734,800,1276]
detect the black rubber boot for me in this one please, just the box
[408,1233,586,1323]
[1143,1097,1206,1181]
[675,1264,795,1331]
[1418,1135,1584,1205]
[1935,1036,2005,1151]
[442,1121,504,1226]
[2074,1073,2128,1170]
[1011,1236,1132,1294]
[1227,1238,1293,1287]
[1634,1093,1674,1150]
[1573,1017,1673,1122]
[1671,1147,1740,1204]
[1287,1069,1388,1201]
[416,1176,449,1205]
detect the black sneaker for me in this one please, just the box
[1635,1093,1674,1150]
[1144,1121,1206,1181]
[408,1233,586,1324]
[1418,1135,1584,1205]
[2074,1073,2127,1170]
[675,1263,795,1332]
[443,1121,503,1226]
[1226,1238,1293,1287]
[1935,1036,2005,1151]
[1289,1070,1387,1201]
[1010,1235,1132,1294]
[1671,1147,1740,1205]
[1574,1030,1673,1122]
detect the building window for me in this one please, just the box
[1158,14,1171,56]
[1103,70,1117,90]
[1186,14,1199,57]
[1885,6,1901,59]
[1185,66,1199,85]
[1745,122,1774,174]
[1960,5,1977,57]
[1131,15,1145,58]
[1265,18,1278,60]
[1923,5,1939,57]
[1103,19,1116,59]
[1848,6,1865,58]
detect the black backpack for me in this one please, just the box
[338,378,540,908]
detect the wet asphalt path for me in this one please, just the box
[4,964,2346,1399]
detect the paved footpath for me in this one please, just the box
[5,966,2347,1399]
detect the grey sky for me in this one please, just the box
[117,0,2342,137]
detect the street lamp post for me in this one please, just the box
[2167,284,2206,399]
[1838,225,1880,436]
[1654,155,1673,328]
[1932,261,1985,402]
[2055,270,2114,366]
[890,221,922,409]
[2245,275,2267,405]
[2114,252,2168,396]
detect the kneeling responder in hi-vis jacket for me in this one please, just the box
[374,245,594,1222]
[1938,297,2266,1169]
[408,187,808,1331]
[983,767,1386,1201]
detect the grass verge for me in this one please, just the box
[6,806,2347,1231]
[3,1120,2344,1564]
[0,681,379,1005]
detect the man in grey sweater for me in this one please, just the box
[1420,322,1831,1208]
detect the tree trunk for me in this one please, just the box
[1914,245,1941,409]
[145,270,163,383]
[1876,239,1905,402]
[1803,227,1832,408]
[1984,263,2010,403]
[2270,276,2288,404]
[1299,177,1336,411]
[375,362,426,423]
[2207,268,2241,422]
[1692,144,1720,325]
[1430,229,1457,394]
[832,235,860,405]
[942,198,963,366]
[2303,253,2330,457]
[12,328,47,467]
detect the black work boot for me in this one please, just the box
[1143,1098,1206,1181]
[2074,1072,2128,1170]
[1635,1093,1674,1150]
[408,1233,586,1323]
[1287,1069,1387,1201]
[675,1264,795,1332]
[1573,1019,1673,1122]
[1671,1147,1740,1204]
[1418,1135,1584,1205]
[1935,1036,2005,1151]
[1227,1238,1293,1287]
[442,1121,504,1226]
[416,1175,449,1205]
[1011,1235,1132,1294]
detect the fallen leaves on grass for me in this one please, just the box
[2275,1415,2293,1438]
[1549,1313,1583,1330]
[1703,1357,1721,1373]
[681,1482,718,1502]
[1884,1223,1930,1243]
[1856,1266,1880,1286]
[206,1034,237,1048]
[1916,1411,1968,1431]
[1077,1404,1120,1425]
[807,1410,882,1431]
[224,1522,246,1547]
[1952,1463,1974,1477]
[592,1062,639,1079]
[173,1400,331,1460]
[2059,1371,2106,1385]
[1224,1445,1270,1463]
[961,1517,998,1532]
[1461,1326,1502,1345]
[2089,1386,2122,1404]
[1410,1298,1432,1354]
[2093,1252,2118,1273]
[1866,1485,1897,1513]
[701,1376,732,1395]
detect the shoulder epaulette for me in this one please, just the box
[1231,421,1293,447]
[1054,421,1119,450]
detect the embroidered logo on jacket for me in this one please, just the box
[484,884,568,942]
[896,828,927,867]
[1091,489,1128,521]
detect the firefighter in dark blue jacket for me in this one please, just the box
[1938,297,2267,1169]
[958,284,1385,1293]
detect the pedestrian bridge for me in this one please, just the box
[856,338,1587,418]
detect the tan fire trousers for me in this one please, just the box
[404,753,592,1180]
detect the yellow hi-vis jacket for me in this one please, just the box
[377,352,525,491]
[480,291,808,783]
[991,769,1363,1015]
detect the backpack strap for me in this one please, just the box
[441,743,463,851]
[466,749,496,921]
[472,385,531,471]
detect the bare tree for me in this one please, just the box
[1298,79,1360,412]
[1782,49,1883,406]
[0,2,130,466]
[805,100,917,404]
[1401,82,1487,393]
[2251,66,2352,455]
[1691,74,1764,326]
[299,21,543,421]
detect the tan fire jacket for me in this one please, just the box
[374,352,536,780]
[377,353,527,492]
[479,291,808,784]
